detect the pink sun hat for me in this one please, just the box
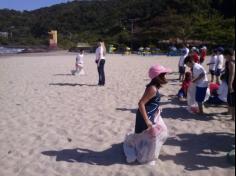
[148,65,171,79]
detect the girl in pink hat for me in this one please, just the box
[135,65,171,133]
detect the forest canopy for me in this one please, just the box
[0,0,235,49]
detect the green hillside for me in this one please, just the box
[0,0,235,49]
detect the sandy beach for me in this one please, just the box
[0,51,235,176]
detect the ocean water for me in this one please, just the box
[0,47,24,54]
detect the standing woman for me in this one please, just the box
[95,40,106,86]
[223,48,235,120]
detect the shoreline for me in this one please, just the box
[0,50,74,58]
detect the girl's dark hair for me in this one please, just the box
[147,78,161,89]
[184,56,194,65]
[147,73,167,89]
[223,48,234,56]
[185,72,192,81]
[213,48,218,53]
[98,38,103,42]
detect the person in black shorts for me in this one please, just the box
[223,48,235,120]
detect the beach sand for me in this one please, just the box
[0,52,235,176]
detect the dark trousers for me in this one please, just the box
[98,59,106,85]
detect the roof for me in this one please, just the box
[76,43,92,48]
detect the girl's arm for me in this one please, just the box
[138,86,157,129]
[228,62,235,93]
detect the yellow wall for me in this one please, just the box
[48,30,57,45]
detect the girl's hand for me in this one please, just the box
[146,120,153,129]
[154,109,160,117]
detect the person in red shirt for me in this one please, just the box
[178,72,192,101]
[191,47,200,63]
[209,82,220,95]
[200,46,207,64]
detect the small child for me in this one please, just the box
[206,80,228,105]
[72,49,85,76]
[184,56,209,114]
[178,72,191,101]
[207,49,217,82]
[178,44,189,81]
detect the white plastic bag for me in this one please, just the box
[187,83,210,113]
[71,67,85,76]
[187,83,197,107]
[123,110,168,164]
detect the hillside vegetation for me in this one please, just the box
[0,0,235,49]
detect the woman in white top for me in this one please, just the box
[215,47,224,84]
[207,49,217,82]
[95,40,106,86]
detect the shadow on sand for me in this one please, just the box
[161,107,215,121]
[49,83,98,87]
[53,74,74,76]
[116,99,214,121]
[116,108,137,114]
[160,132,235,171]
[42,143,130,166]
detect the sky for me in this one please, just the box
[0,0,74,11]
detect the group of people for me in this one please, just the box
[124,46,235,164]
[178,45,235,120]
[70,40,235,165]
[71,39,107,86]
[178,44,208,81]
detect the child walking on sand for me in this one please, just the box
[72,49,85,76]
[178,72,191,101]
[184,56,208,114]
